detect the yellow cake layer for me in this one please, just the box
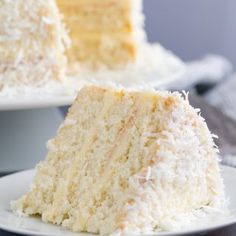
[12,86,224,235]
[57,0,132,11]
[67,33,136,69]
[56,0,139,69]
[59,12,132,33]
[57,0,132,32]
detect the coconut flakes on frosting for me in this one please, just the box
[117,92,227,234]
[0,0,70,90]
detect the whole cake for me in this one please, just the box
[56,0,145,69]
[12,86,225,235]
[0,0,69,88]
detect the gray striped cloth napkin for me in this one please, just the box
[205,74,236,168]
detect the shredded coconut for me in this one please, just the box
[120,92,227,234]
[0,0,70,92]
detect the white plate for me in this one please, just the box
[0,95,75,111]
[0,71,182,111]
[0,166,236,236]
[0,74,178,111]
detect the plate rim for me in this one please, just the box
[0,69,185,112]
[0,95,74,111]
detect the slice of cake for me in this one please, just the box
[12,86,225,235]
[0,0,69,88]
[56,0,145,69]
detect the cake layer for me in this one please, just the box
[59,11,132,33]
[57,0,133,32]
[67,33,136,69]
[57,0,132,9]
[12,86,225,235]
[0,0,69,85]
[56,0,143,69]
[57,0,133,11]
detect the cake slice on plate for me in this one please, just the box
[0,0,69,88]
[12,86,225,235]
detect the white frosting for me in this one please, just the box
[0,0,70,88]
[11,88,228,235]
[46,139,56,151]
[131,0,146,45]
[118,92,227,234]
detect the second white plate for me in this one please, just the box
[0,95,75,111]
[0,70,182,111]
